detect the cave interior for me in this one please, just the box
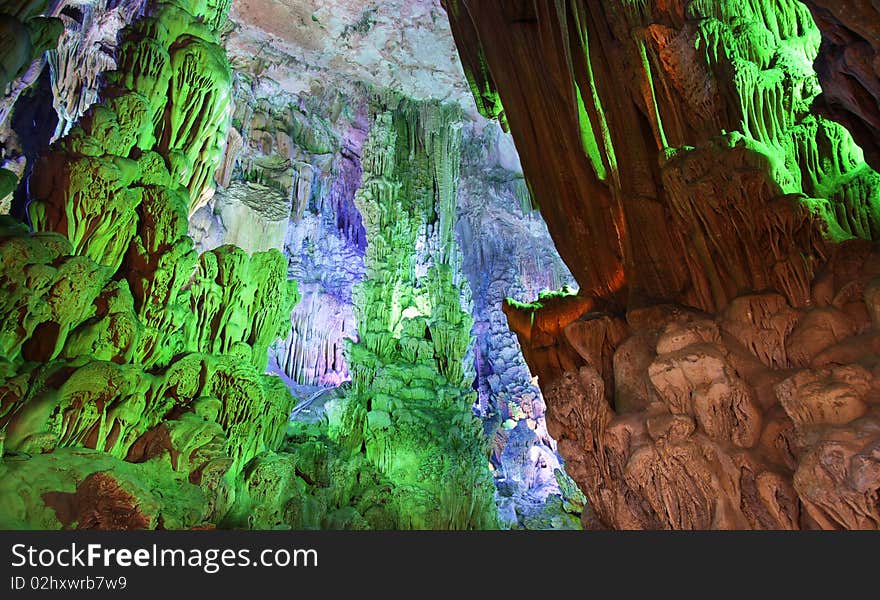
[1,0,880,530]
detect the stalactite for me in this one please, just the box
[445,0,879,312]
[46,0,146,141]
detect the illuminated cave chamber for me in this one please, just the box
[0,0,580,529]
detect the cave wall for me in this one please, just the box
[803,0,880,173]
[445,0,880,529]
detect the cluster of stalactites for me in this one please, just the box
[446,0,880,314]
[46,0,148,141]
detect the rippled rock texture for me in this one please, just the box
[506,244,880,529]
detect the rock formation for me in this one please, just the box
[0,0,300,529]
[445,0,879,312]
[803,1,880,172]
[456,119,583,528]
[1,0,580,530]
[446,0,880,529]
[7,0,878,531]
[340,98,497,529]
[212,0,582,527]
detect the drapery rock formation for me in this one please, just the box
[446,0,880,529]
[47,0,147,141]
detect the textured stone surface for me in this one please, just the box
[190,181,291,254]
[339,99,497,529]
[455,120,574,465]
[227,0,474,112]
[804,0,880,171]
[445,0,880,312]
[445,0,880,529]
[0,0,579,530]
[505,241,880,529]
[47,0,146,140]
[14,0,880,532]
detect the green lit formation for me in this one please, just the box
[337,97,497,529]
[0,0,299,528]
[605,0,880,308]
[0,3,62,91]
[222,99,500,530]
[0,0,499,530]
[451,0,880,312]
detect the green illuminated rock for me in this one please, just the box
[0,0,298,529]
[339,97,497,530]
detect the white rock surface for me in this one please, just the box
[227,0,479,116]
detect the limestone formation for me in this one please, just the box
[0,0,299,529]
[339,98,497,529]
[444,0,879,312]
[503,241,880,529]
[6,0,880,532]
